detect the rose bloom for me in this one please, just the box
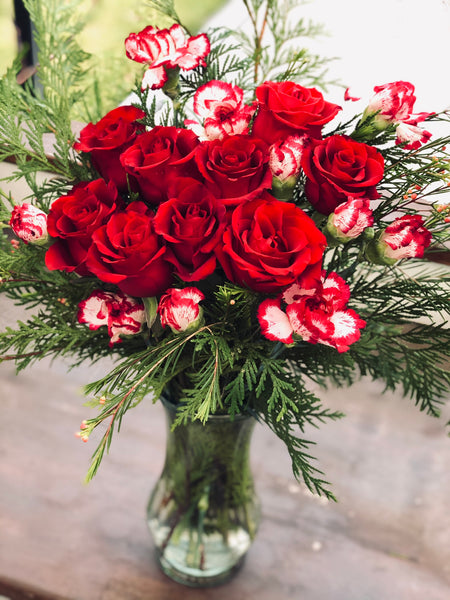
[186,80,256,140]
[302,135,385,215]
[215,193,326,293]
[252,81,341,145]
[45,179,122,276]
[120,126,199,204]
[158,287,205,333]
[195,134,272,207]
[153,178,226,281]
[78,289,146,346]
[125,24,210,90]
[86,201,172,298]
[9,203,48,245]
[74,106,145,192]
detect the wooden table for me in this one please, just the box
[1,300,449,600]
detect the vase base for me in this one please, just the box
[156,549,246,588]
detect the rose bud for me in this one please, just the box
[365,215,432,265]
[158,287,205,334]
[9,203,48,245]
[324,197,374,245]
[269,135,306,200]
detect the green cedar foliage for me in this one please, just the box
[0,0,449,499]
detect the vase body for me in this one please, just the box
[147,399,260,587]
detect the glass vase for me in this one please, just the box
[147,398,261,587]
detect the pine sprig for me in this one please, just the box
[256,365,344,500]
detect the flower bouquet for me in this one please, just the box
[1,0,449,587]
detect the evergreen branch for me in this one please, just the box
[144,0,183,29]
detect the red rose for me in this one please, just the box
[302,135,385,215]
[252,81,341,145]
[195,134,272,207]
[120,126,199,204]
[45,179,122,275]
[86,201,172,297]
[153,178,226,281]
[74,106,145,192]
[215,193,326,293]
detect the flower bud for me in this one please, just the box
[324,197,373,245]
[365,215,432,264]
[158,287,205,334]
[142,296,158,329]
[269,136,305,200]
[9,203,48,245]
[363,81,417,128]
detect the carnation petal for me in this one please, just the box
[77,291,112,330]
[257,299,294,343]
[141,65,168,90]
[328,309,366,353]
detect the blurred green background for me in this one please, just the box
[0,0,226,74]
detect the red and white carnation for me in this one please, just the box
[395,121,432,150]
[185,80,256,140]
[158,287,205,333]
[258,272,365,353]
[326,197,374,242]
[379,215,432,261]
[78,290,146,346]
[9,203,48,245]
[363,81,433,149]
[269,135,306,182]
[125,24,210,90]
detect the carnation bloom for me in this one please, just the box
[77,290,146,346]
[325,197,374,243]
[395,121,432,150]
[158,287,205,333]
[185,80,256,140]
[367,214,432,264]
[125,24,210,90]
[258,272,366,353]
[9,203,48,245]
[363,81,433,150]
[269,135,306,182]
